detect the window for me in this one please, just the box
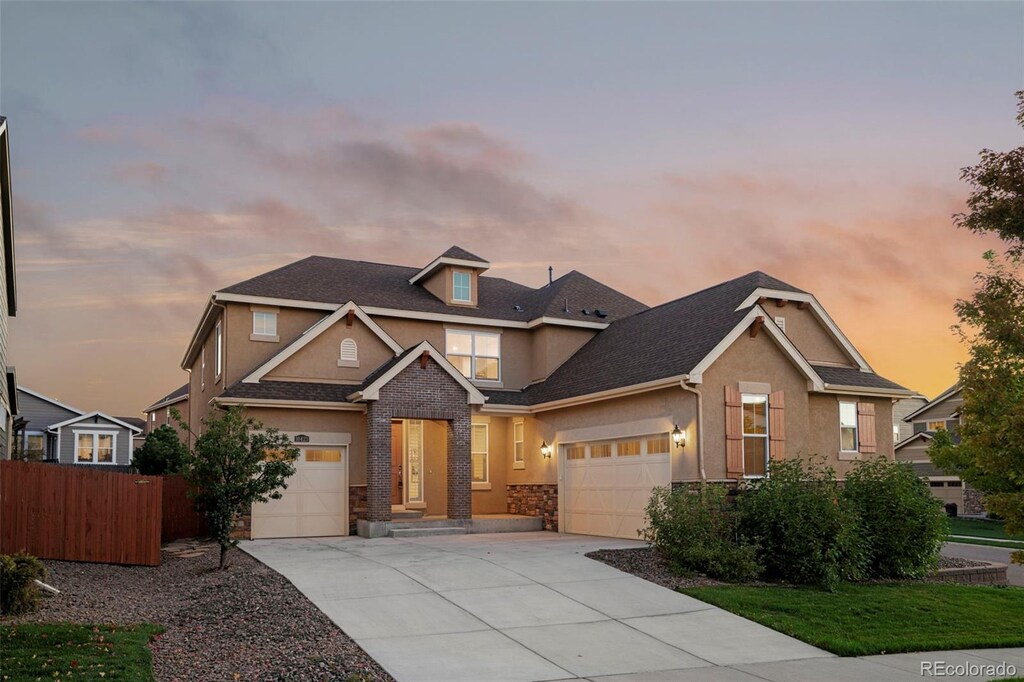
[948,480,963,487]
[647,436,670,454]
[774,316,786,333]
[926,420,947,432]
[452,271,472,303]
[513,421,525,468]
[590,443,612,458]
[339,338,358,367]
[75,432,115,464]
[471,423,488,484]
[252,311,277,337]
[304,448,343,463]
[929,481,945,488]
[840,401,859,453]
[617,440,641,456]
[214,321,223,378]
[25,433,45,458]
[742,394,769,477]
[201,346,206,390]
[565,444,586,460]
[446,330,500,381]
[150,412,156,423]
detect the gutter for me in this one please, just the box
[679,380,706,484]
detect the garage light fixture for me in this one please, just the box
[540,441,552,458]
[671,425,686,448]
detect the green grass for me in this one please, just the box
[681,583,1024,656]
[948,517,1022,541]
[0,623,163,681]
[947,536,1024,551]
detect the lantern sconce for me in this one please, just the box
[671,424,686,449]
[540,441,553,458]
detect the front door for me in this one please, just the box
[391,421,403,505]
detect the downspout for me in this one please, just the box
[680,381,706,483]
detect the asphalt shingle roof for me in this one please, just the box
[440,245,488,263]
[811,365,906,391]
[220,380,357,403]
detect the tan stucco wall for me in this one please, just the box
[772,305,854,366]
[266,315,395,384]
[422,266,480,308]
[224,303,325,386]
[473,415,508,514]
[145,399,190,442]
[807,394,895,477]
[529,326,597,383]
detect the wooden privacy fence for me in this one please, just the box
[0,461,206,566]
[162,474,208,542]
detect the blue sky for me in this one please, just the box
[2,1,1021,413]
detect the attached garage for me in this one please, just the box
[251,444,349,539]
[561,434,672,540]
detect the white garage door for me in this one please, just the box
[251,446,348,539]
[562,434,672,540]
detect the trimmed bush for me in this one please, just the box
[737,458,866,590]
[132,424,188,475]
[0,553,47,616]
[642,484,761,582]
[843,457,948,579]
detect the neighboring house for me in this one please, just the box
[896,383,984,515]
[179,246,914,540]
[0,117,18,459]
[142,383,189,439]
[892,393,928,442]
[14,386,142,466]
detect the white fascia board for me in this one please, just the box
[47,411,143,433]
[895,432,933,450]
[143,394,189,414]
[530,375,689,413]
[688,307,825,391]
[242,302,403,384]
[17,386,86,416]
[354,340,487,405]
[477,403,531,416]
[735,288,870,371]
[213,397,366,411]
[525,316,608,330]
[180,297,221,369]
[408,257,490,285]
[902,384,961,422]
[213,292,338,311]
[821,384,919,398]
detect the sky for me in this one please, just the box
[1,1,1021,417]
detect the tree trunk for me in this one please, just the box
[219,543,229,570]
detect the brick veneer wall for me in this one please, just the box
[365,356,472,522]
[349,484,368,534]
[963,484,986,516]
[507,484,559,531]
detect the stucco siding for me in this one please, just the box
[529,326,596,383]
[265,314,395,384]
[225,303,325,386]
[772,306,854,366]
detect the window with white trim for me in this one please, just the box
[76,431,115,464]
[926,420,946,432]
[513,420,525,469]
[445,330,500,381]
[452,271,472,303]
[252,311,277,337]
[840,401,859,453]
[471,423,488,484]
[742,394,769,477]
[215,320,223,378]
[339,338,358,366]
[25,433,45,459]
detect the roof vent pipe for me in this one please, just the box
[548,266,553,286]
[563,298,569,313]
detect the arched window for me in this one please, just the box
[339,338,359,367]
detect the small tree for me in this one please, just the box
[182,404,298,569]
[132,424,188,475]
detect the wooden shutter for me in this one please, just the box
[769,390,786,460]
[725,386,744,479]
[858,402,877,454]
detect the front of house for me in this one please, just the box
[179,247,913,540]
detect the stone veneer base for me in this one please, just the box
[506,483,559,531]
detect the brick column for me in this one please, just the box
[447,412,472,520]
[365,401,392,523]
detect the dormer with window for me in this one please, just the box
[409,246,489,308]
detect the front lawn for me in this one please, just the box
[681,583,1024,656]
[0,623,162,681]
[947,518,1024,550]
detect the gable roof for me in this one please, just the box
[811,365,907,392]
[440,245,488,263]
[903,384,961,422]
[116,416,147,430]
[48,411,143,433]
[895,431,934,451]
[348,341,486,405]
[17,386,85,417]
[143,383,189,413]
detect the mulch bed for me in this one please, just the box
[587,547,988,592]
[6,540,393,682]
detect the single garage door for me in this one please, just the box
[251,446,348,539]
[929,479,964,512]
[562,434,672,540]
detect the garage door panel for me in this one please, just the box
[252,447,347,539]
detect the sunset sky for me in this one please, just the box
[2,2,1021,416]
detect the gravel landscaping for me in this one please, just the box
[587,547,987,591]
[6,541,393,682]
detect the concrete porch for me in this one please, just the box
[363,513,544,538]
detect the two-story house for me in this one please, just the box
[1,116,18,458]
[142,383,189,440]
[179,246,914,540]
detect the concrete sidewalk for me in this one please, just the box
[243,532,1022,681]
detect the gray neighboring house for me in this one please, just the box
[16,386,142,466]
[0,117,18,459]
[892,393,928,442]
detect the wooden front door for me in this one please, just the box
[391,421,403,505]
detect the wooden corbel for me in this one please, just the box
[750,316,765,338]
[346,309,355,327]
[420,350,430,368]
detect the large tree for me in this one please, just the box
[182,404,298,569]
[931,92,1024,561]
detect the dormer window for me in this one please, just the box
[452,271,472,303]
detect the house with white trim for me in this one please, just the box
[15,386,142,466]
[179,246,914,540]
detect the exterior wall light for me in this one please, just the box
[540,441,552,458]
[671,425,686,448]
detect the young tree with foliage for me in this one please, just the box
[181,404,298,569]
[930,91,1024,562]
[132,424,188,475]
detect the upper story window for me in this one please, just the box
[452,271,472,303]
[446,330,500,381]
[215,321,223,378]
[840,401,859,452]
[926,420,947,432]
[742,394,769,477]
[252,311,277,337]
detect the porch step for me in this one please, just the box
[391,510,424,520]
[390,517,464,529]
[389,526,467,538]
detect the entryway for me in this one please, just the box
[390,419,426,512]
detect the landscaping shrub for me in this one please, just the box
[843,457,948,579]
[0,553,47,616]
[737,458,866,590]
[642,484,761,582]
[132,424,188,475]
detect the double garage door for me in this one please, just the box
[251,446,348,539]
[562,434,672,540]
